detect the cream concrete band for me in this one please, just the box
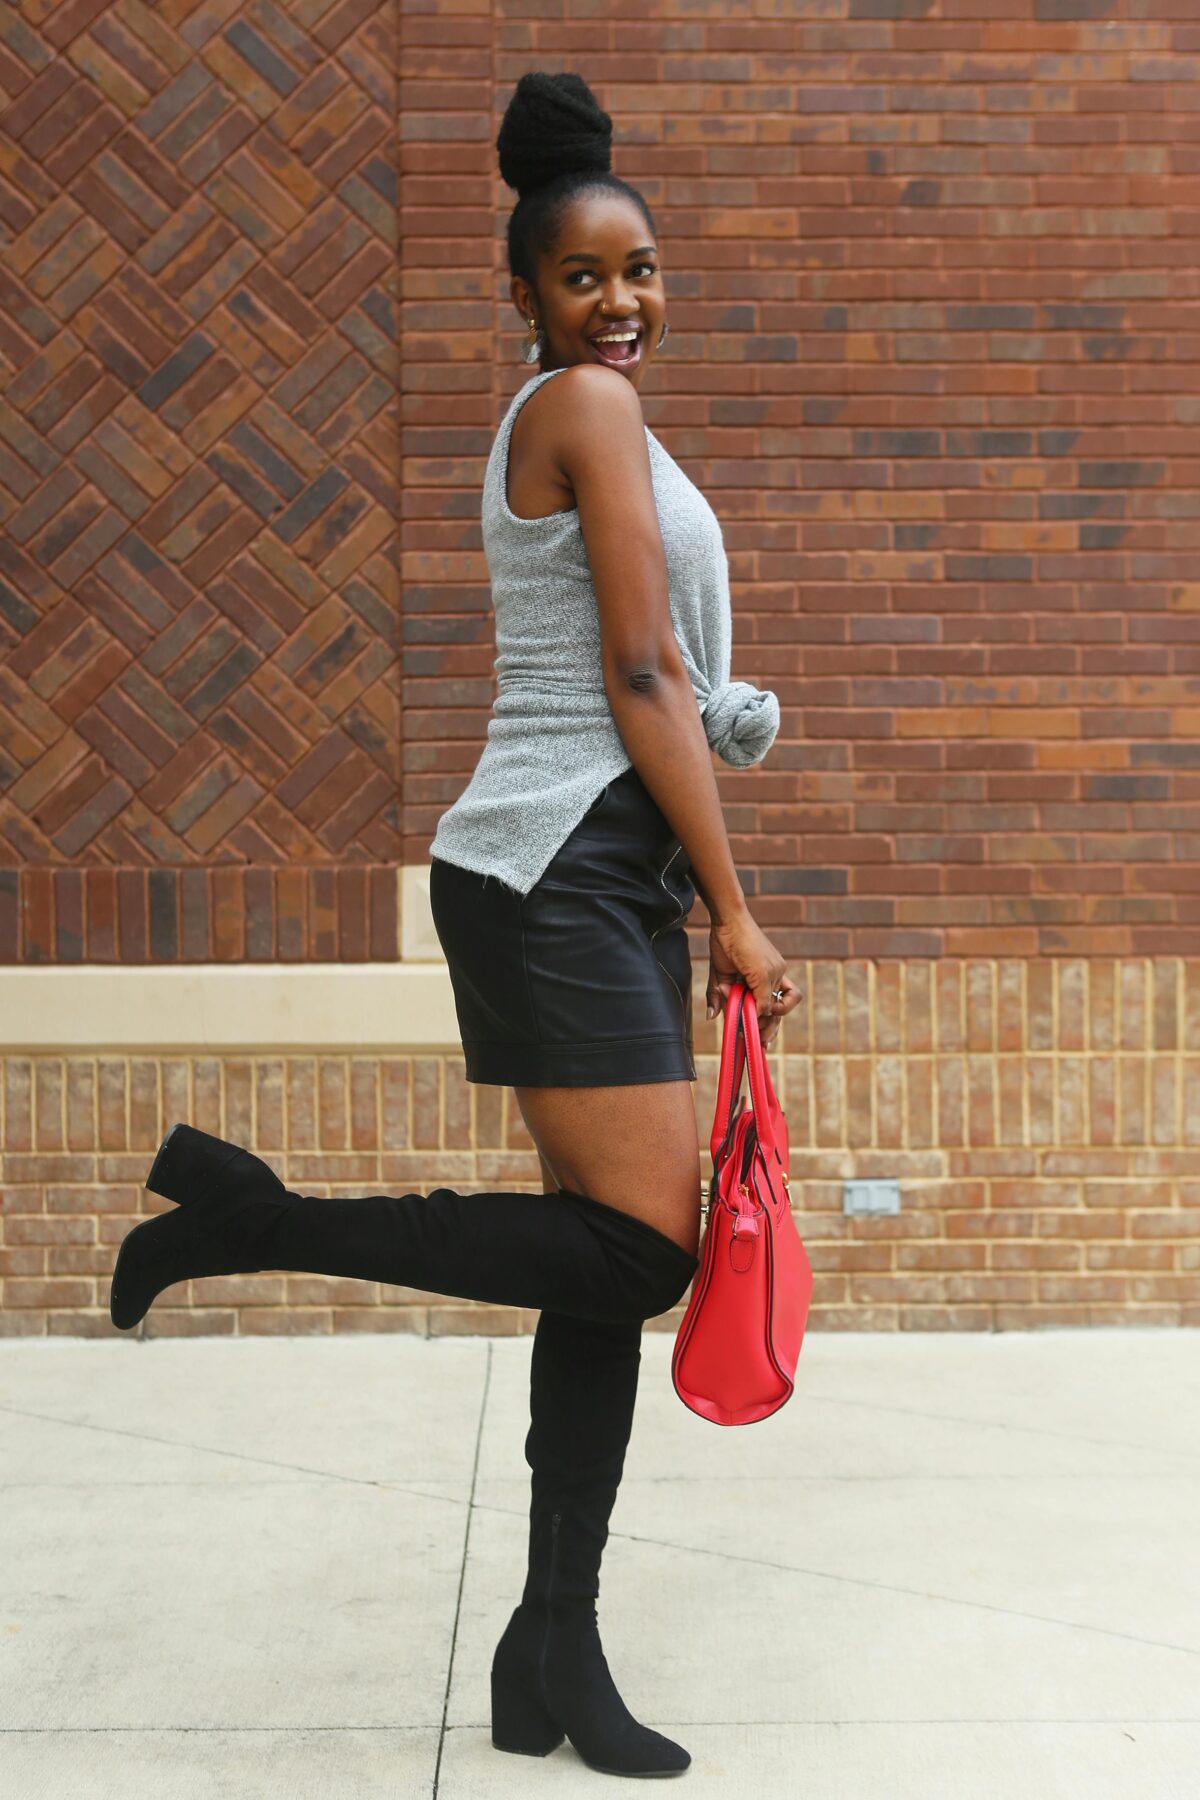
[0,962,461,1052]
[1,867,459,1052]
[0,964,460,1051]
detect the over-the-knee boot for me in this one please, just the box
[109,1124,698,1334]
[490,1310,690,1777]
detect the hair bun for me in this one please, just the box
[496,71,613,198]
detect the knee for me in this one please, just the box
[560,1184,699,1321]
[623,1242,698,1323]
[645,1250,698,1319]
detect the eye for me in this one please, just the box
[567,261,658,286]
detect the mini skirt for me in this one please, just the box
[428,767,696,1087]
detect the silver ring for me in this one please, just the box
[771,988,784,1001]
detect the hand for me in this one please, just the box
[703,909,802,1049]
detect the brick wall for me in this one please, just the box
[403,6,1200,963]
[6,6,1199,958]
[0,0,400,963]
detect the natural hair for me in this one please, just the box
[496,71,657,293]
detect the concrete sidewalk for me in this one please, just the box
[1,1326,1196,1799]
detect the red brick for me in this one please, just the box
[211,867,244,962]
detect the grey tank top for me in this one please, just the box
[428,366,780,896]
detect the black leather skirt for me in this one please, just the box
[429,767,696,1087]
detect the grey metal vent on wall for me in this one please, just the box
[842,1179,901,1216]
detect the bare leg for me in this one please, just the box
[513,1079,702,1258]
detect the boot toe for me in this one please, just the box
[109,1212,182,1330]
[574,1714,691,1777]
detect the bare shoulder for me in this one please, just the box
[545,362,645,436]
[544,365,648,497]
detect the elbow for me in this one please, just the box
[613,649,687,699]
[623,663,662,697]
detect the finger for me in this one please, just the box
[773,983,795,1011]
[757,985,791,1032]
[757,980,783,1020]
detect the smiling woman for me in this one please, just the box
[497,70,667,388]
[426,69,786,1785]
[526,221,663,375]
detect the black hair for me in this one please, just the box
[496,71,657,294]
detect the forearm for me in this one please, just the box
[608,665,748,928]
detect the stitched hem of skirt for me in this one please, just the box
[460,1033,697,1088]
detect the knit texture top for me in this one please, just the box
[428,366,781,896]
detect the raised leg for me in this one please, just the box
[108,1124,698,1334]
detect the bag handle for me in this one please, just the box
[709,980,785,1175]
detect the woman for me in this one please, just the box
[108,71,800,1781]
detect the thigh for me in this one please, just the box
[514,1080,702,1258]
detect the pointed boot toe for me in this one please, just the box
[545,1617,691,1778]
[490,1592,690,1779]
[109,1206,196,1331]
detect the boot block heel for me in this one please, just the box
[490,1668,565,1757]
[145,1123,280,1209]
[145,1123,243,1206]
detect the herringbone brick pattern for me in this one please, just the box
[0,0,399,962]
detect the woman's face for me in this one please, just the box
[513,190,665,390]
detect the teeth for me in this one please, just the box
[593,331,639,343]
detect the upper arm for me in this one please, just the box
[550,365,683,691]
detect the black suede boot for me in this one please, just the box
[109,1124,698,1335]
[490,1310,691,1777]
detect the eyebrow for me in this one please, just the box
[558,246,657,266]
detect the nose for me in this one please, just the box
[596,300,641,325]
[597,275,643,307]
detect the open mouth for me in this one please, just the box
[588,328,643,369]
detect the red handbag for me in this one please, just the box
[672,979,813,1426]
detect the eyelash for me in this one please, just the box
[567,262,657,285]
